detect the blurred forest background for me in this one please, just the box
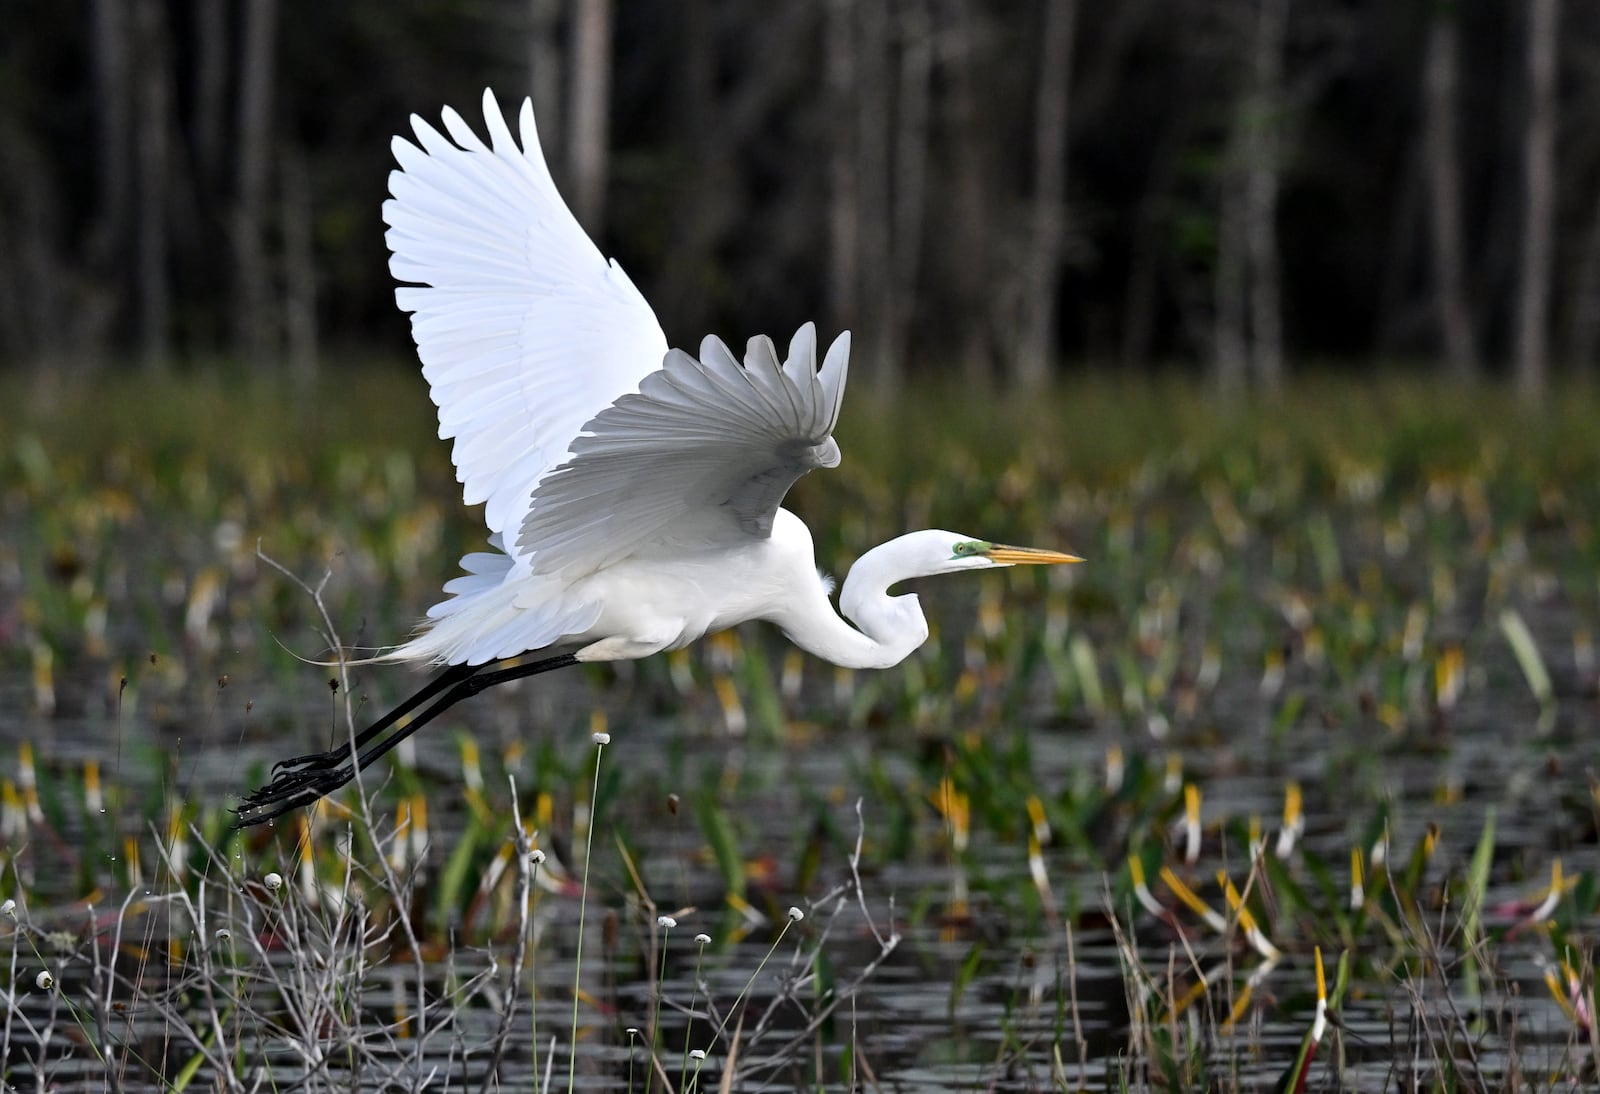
[1,0,1594,397]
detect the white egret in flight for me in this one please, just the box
[237,91,1080,825]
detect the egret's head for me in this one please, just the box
[841,529,1083,629]
[941,536,1083,574]
[870,530,1082,581]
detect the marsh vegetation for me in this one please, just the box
[3,371,1599,1090]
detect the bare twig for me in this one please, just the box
[255,545,435,1068]
[479,775,535,1093]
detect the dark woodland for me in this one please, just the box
[1,0,1593,396]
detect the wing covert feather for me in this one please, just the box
[517,325,851,576]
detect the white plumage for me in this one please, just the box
[236,90,1078,824]
[383,91,878,667]
[384,91,668,552]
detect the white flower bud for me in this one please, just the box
[787,906,804,923]
[263,872,284,892]
[35,970,54,990]
[694,933,711,945]
[658,915,676,929]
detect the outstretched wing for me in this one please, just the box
[518,323,851,577]
[383,89,669,549]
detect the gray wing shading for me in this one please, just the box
[516,323,851,577]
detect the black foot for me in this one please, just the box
[270,747,351,775]
[233,750,358,827]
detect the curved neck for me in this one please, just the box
[777,541,929,670]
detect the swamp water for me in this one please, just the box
[1,629,1596,1092]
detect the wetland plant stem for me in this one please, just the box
[702,911,801,1058]
[570,734,608,1093]
[647,918,672,1094]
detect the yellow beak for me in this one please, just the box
[982,545,1084,566]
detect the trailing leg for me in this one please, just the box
[234,653,580,826]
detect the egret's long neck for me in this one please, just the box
[777,540,929,671]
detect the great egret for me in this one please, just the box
[236,90,1080,825]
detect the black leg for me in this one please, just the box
[270,661,478,774]
[234,652,581,827]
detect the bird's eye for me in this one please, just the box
[951,540,989,558]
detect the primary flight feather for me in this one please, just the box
[236,90,1079,824]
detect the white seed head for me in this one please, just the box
[658,915,677,929]
[263,872,284,892]
[35,970,54,990]
[787,906,804,923]
[626,1027,640,1037]
[695,933,712,945]
[529,848,546,865]
[214,928,232,942]
[1,899,15,919]
[591,731,611,746]
[689,1049,707,1061]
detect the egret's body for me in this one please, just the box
[405,508,959,671]
[236,91,1079,824]
[526,510,873,665]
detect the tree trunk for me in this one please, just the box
[133,0,172,370]
[281,147,317,383]
[888,0,933,393]
[1213,117,1249,394]
[1245,0,1287,391]
[1514,0,1558,403]
[654,0,724,339]
[192,0,229,192]
[1015,0,1077,389]
[824,0,859,339]
[567,0,613,235]
[1214,0,1287,394]
[88,0,130,287]
[233,0,278,365]
[856,0,894,384]
[0,145,72,363]
[1565,188,1600,372]
[1423,6,1477,381]
[526,0,564,170]
[1120,119,1181,369]
[944,0,993,388]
